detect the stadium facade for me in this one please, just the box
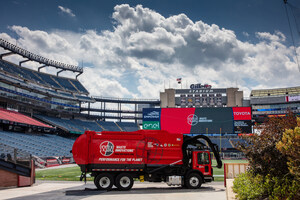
[160,86,246,108]
[250,86,300,122]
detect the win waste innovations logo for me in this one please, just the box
[100,141,114,156]
[187,114,213,126]
[187,114,198,126]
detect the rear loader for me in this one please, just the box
[72,130,222,190]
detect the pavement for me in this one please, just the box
[226,179,236,200]
[0,180,227,200]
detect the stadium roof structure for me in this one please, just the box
[251,86,300,97]
[0,38,83,78]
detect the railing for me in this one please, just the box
[0,38,83,73]
[81,105,142,113]
[93,96,160,103]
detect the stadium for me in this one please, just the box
[0,38,299,187]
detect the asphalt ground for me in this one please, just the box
[0,180,226,200]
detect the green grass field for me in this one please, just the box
[36,166,93,181]
[36,159,248,182]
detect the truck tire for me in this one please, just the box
[115,173,134,191]
[185,173,202,189]
[94,173,114,190]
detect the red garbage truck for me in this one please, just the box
[72,130,222,190]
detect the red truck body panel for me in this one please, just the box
[72,130,184,166]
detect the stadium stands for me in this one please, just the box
[0,59,88,94]
[97,121,122,132]
[116,122,139,132]
[35,115,139,133]
[0,131,74,157]
[35,115,104,133]
[0,108,51,128]
[208,137,235,149]
[70,79,89,94]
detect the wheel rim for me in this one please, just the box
[120,176,131,188]
[189,177,199,187]
[99,177,111,188]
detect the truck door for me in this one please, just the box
[193,151,211,176]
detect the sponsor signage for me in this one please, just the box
[161,108,195,134]
[232,107,252,120]
[187,114,213,126]
[142,107,252,135]
[286,95,300,102]
[190,107,233,134]
[175,88,227,94]
[190,83,212,89]
[234,120,252,134]
[143,108,161,121]
[143,121,160,130]
[160,107,233,134]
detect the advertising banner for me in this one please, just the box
[143,108,161,130]
[190,107,233,134]
[286,95,300,102]
[232,107,252,120]
[234,120,252,134]
[160,108,233,134]
[143,108,161,121]
[142,107,252,134]
[160,108,195,134]
[142,121,160,130]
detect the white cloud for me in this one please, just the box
[58,5,75,17]
[1,4,299,99]
[243,32,249,37]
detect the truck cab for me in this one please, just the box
[192,151,213,182]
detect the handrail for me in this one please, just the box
[92,96,160,102]
[0,38,83,73]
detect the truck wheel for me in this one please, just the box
[115,173,134,190]
[185,173,202,189]
[95,173,114,190]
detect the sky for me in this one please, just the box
[0,0,300,99]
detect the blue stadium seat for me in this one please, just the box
[0,131,75,157]
[53,76,78,92]
[116,122,139,132]
[0,59,89,94]
[69,79,89,94]
[35,115,104,134]
[97,121,121,131]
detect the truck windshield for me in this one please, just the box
[197,152,210,165]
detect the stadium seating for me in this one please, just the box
[70,79,89,94]
[97,121,122,132]
[37,73,61,88]
[54,76,78,92]
[0,59,88,94]
[116,122,139,132]
[208,137,235,149]
[75,95,93,101]
[0,108,51,128]
[35,115,139,133]
[35,115,104,133]
[229,138,247,148]
[0,131,75,158]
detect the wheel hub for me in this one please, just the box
[189,177,199,187]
